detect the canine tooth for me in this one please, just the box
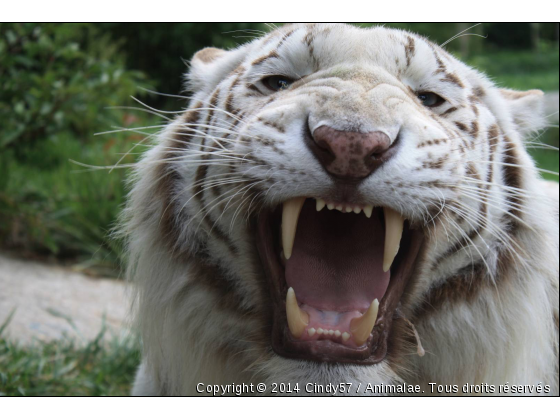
[327,203,334,210]
[335,204,343,211]
[342,332,351,342]
[350,299,379,346]
[353,206,361,214]
[282,197,306,260]
[345,206,352,213]
[364,205,373,218]
[317,328,324,335]
[316,198,326,211]
[334,330,341,337]
[308,328,316,337]
[383,207,405,272]
[286,287,309,339]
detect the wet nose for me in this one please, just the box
[310,126,393,180]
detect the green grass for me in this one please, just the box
[0,318,140,396]
[527,128,560,181]
[467,45,559,92]
[531,150,559,181]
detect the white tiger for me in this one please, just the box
[122,23,559,395]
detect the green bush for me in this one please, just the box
[0,23,147,156]
[0,23,153,272]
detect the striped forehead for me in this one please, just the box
[247,24,435,77]
[243,24,471,107]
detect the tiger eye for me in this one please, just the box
[418,92,445,107]
[263,75,294,92]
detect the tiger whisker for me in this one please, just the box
[446,202,533,278]
[440,23,483,48]
[469,160,558,177]
[443,212,496,283]
[451,184,541,214]
[95,125,166,136]
[454,176,551,199]
[454,189,538,235]
[105,106,173,121]
[191,180,264,238]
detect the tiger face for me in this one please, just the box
[127,23,558,394]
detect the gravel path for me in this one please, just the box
[0,254,130,344]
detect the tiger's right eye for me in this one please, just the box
[417,91,445,108]
[262,76,294,92]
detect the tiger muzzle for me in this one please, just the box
[306,125,399,181]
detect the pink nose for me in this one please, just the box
[310,126,393,180]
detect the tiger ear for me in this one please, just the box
[186,46,247,95]
[193,47,227,64]
[499,88,547,136]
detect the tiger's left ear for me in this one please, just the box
[186,46,247,96]
[193,47,227,64]
[499,88,546,136]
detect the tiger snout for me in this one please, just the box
[307,125,397,180]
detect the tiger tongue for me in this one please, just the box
[284,200,390,313]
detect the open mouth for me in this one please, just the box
[256,197,424,364]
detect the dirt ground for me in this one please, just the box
[0,254,130,344]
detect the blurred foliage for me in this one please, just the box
[467,44,559,92]
[0,23,153,272]
[531,143,560,182]
[0,131,150,274]
[0,23,557,274]
[0,23,149,157]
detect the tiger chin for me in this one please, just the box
[122,24,559,395]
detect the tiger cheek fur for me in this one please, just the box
[124,24,559,395]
